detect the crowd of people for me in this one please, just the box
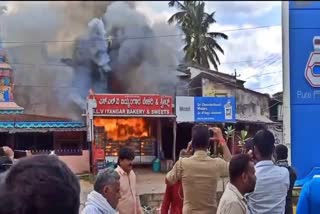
[0,124,316,214]
[0,146,144,214]
[161,125,298,214]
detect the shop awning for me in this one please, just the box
[0,118,86,133]
[0,127,87,133]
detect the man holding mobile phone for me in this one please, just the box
[246,129,289,214]
[166,125,232,214]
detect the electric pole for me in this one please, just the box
[233,69,241,96]
[231,69,241,154]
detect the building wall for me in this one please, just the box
[267,124,283,145]
[58,150,90,174]
[201,77,270,120]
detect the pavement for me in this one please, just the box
[79,179,93,212]
[79,167,166,210]
[135,167,166,195]
[79,166,229,212]
[135,166,228,194]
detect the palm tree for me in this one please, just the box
[168,1,228,70]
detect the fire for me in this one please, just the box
[94,118,149,141]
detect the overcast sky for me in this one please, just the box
[136,1,282,94]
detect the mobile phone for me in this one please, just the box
[14,150,27,159]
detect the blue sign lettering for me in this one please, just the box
[194,97,236,123]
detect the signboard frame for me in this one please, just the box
[285,1,320,178]
[89,94,174,117]
[282,1,291,164]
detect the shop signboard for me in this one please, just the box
[90,94,173,116]
[175,96,236,123]
[287,1,320,178]
[194,97,236,123]
[175,96,195,122]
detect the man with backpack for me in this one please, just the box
[274,144,297,214]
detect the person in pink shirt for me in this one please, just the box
[115,147,143,214]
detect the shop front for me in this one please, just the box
[86,93,175,172]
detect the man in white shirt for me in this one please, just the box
[217,154,256,214]
[115,147,143,214]
[246,129,290,214]
[82,167,120,214]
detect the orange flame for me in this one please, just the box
[93,118,149,141]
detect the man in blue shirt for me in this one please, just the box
[246,129,290,214]
[297,175,320,214]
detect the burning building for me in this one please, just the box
[86,93,176,170]
[1,1,182,173]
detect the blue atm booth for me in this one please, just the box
[289,2,320,185]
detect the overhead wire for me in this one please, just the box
[251,83,281,90]
[7,53,279,68]
[0,25,281,45]
[9,54,282,90]
[0,23,282,92]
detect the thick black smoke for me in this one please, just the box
[72,1,183,95]
[1,1,183,120]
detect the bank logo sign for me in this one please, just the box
[305,36,320,87]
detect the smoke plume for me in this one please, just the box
[0,1,183,120]
[102,1,183,94]
[0,1,111,120]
